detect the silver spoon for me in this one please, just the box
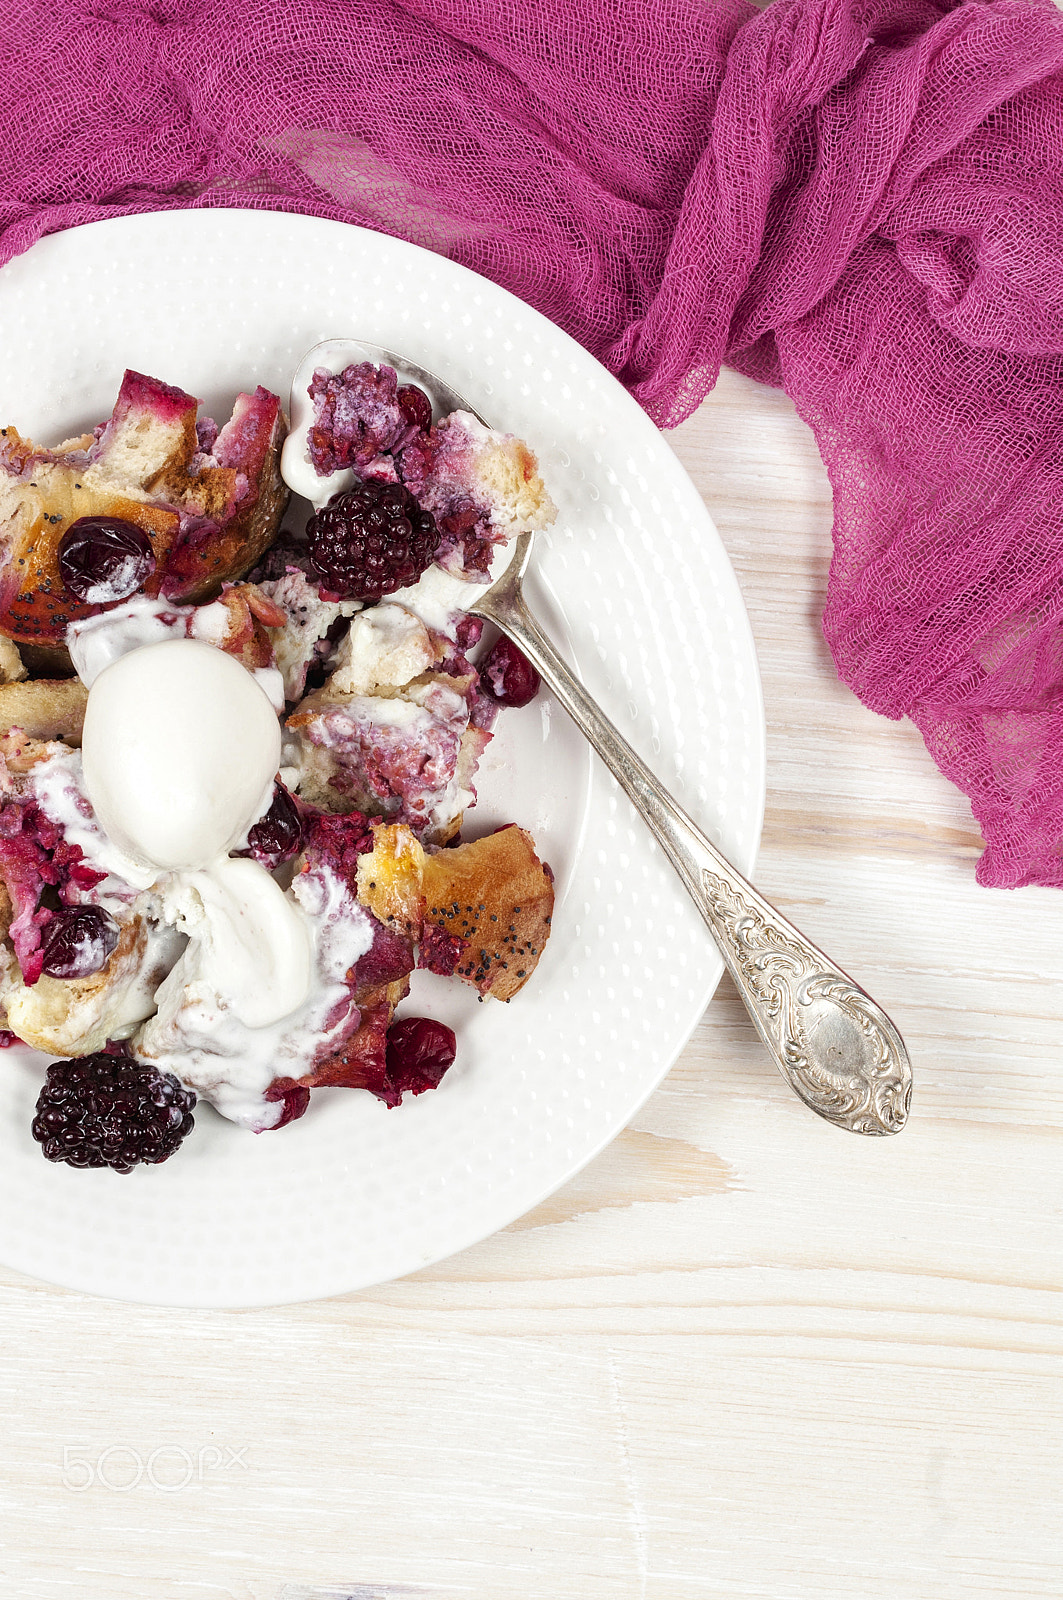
[289,340,913,1135]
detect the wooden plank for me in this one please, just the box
[1,368,1061,1599]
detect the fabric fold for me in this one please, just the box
[3,0,1063,884]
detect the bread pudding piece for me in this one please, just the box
[297,360,557,583]
[288,677,487,845]
[285,601,494,845]
[420,827,554,1000]
[134,807,554,1127]
[399,410,558,578]
[0,370,288,643]
[328,602,442,696]
[132,814,423,1129]
[5,913,183,1057]
[0,672,89,780]
[255,567,361,702]
[286,624,493,851]
[0,368,557,1148]
[0,678,88,751]
[266,817,554,1110]
[0,735,182,1049]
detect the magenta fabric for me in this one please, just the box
[3,0,1063,886]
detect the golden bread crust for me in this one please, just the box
[354,824,426,940]
[4,917,151,1056]
[162,404,290,604]
[0,677,87,745]
[423,826,553,1000]
[0,445,181,642]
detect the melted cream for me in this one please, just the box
[57,634,327,1115]
[280,338,383,510]
[388,563,490,640]
[138,858,373,1130]
[158,858,311,1030]
[68,596,189,687]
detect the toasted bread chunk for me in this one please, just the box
[454,418,558,535]
[159,387,290,603]
[355,823,426,940]
[288,669,485,844]
[3,916,174,1056]
[0,451,180,642]
[0,637,26,684]
[422,826,553,1000]
[0,372,289,641]
[0,678,87,745]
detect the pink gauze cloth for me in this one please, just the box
[3,0,1063,887]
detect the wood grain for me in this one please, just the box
[1,368,1061,1600]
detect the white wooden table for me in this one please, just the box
[2,368,1060,1600]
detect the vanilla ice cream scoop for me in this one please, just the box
[81,638,281,874]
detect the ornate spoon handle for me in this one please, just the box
[474,565,912,1136]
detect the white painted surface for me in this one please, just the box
[1,368,1060,1598]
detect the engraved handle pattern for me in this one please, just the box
[698,872,911,1135]
[474,537,913,1135]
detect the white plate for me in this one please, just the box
[0,210,764,1307]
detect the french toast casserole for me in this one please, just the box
[0,359,557,1171]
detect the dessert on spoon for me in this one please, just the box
[315,338,913,1137]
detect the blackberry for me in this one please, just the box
[32,1054,196,1173]
[306,481,439,600]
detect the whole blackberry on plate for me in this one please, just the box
[306,480,439,600]
[32,1054,196,1173]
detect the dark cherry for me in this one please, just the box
[40,905,120,980]
[58,516,155,603]
[397,383,433,432]
[263,1080,311,1129]
[480,635,541,708]
[241,783,303,866]
[384,1017,457,1099]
